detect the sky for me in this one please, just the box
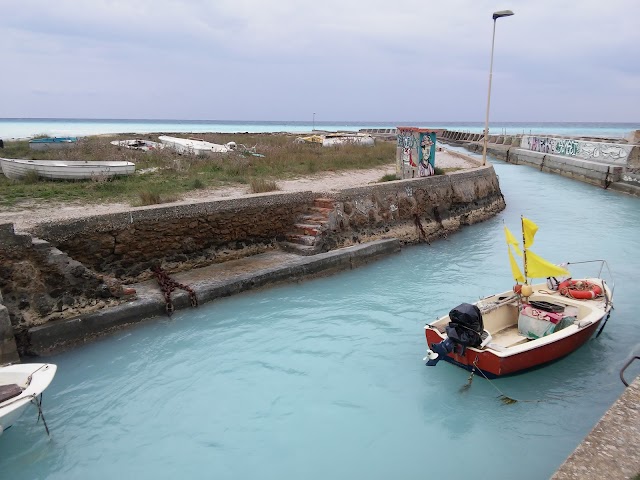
[1,0,639,122]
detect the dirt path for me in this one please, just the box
[0,150,478,233]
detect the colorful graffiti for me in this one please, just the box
[397,129,418,168]
[522,135,631,164]
[418,133,436,177]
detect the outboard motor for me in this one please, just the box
[425,303,484,366]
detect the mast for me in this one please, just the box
[521,215,528,284]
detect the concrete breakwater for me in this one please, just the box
[438,130,640,195]
[0,165,505,357]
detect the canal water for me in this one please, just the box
[1,152,639,479]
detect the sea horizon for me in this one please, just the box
[1,117,638,140]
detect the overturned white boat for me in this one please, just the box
[0,363,57,435]
[110,139,165,151]
[322,133,375,147]
[0,157,135,180]
[158,135,236,155]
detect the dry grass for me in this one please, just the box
[0,133,396,206]
[249,178,279,193]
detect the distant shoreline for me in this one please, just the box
[1,118,638,140]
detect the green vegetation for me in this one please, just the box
[0,134,396,207]
[380,173,398,182]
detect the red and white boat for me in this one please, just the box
[424,217,614,378]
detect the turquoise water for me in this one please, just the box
[1,118,638,139]
[1,151,639,479]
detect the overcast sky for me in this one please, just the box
[1,0,638,122]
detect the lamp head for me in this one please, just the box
[493,10,514,20]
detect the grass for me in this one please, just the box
[249,178,279,193]
[0,133,397,207]
[380,173,398,182]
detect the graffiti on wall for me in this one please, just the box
[397,129,418,167]
[419,133,435,177]
[397,129,437,178]
[522,135,632,164]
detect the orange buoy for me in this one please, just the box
[558,279,602,300]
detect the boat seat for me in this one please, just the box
[0,384,22,403]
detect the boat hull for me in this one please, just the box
[158,135,231,154]
[0,363,57,432]
[28,137,78,151]
[425,318,603,378]
[0,157,135,180]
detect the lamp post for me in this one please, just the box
[482,9,514,166]
[312,112,316,131]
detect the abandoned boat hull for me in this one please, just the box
[0,157,135,180]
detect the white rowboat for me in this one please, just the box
[110,139,165,151]
[0,363,57,435]
[158,135,236,155]
[0,157,135,180]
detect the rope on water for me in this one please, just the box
[32,393,51,436]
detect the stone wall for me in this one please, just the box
[0,223,138,357]
[319,168,504,249]
[1,166,504,354]
[31,191,317,281]
[520,135,636,166]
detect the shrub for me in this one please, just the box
[21,170,40,184]
[137,189,178,206]
[380,173,398,182]
[191,178,206,189]
[249,178,279,193]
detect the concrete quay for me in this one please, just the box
[25,239,401,355]
[552,375,640,479]
[438,130,640,196]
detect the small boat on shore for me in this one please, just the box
[424,217,614,378]
[322,133,375,147]
[29,137,78,150]
[0,157,135,180]
[0,363,57,435]
[158,135,236,155]
[110,139,165,151]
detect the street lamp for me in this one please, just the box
[482,9,514,166]
[312,112,316,131]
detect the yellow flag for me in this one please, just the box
[526,250,570,279]
[508,247,525,283]
[504,226,523,257]
[522,217,538,248]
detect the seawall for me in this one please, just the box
[438,130,640,196]
[0,164,505,356]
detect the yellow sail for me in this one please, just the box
[508,247,525,283]
[526,250,570,279]
[504,226,523,257]
[522,217,538,248]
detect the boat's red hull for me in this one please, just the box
[424,318,603,378]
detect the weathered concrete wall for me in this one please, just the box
[318,167,504,249]
[3,166,504,354]
[31,191,318,281]
[30,168,504,285]
[520,135,636,166]
[0,302,20,364]
[0,223,132,339]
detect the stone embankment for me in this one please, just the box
[438,130,640,196]
[0,164,504,357]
